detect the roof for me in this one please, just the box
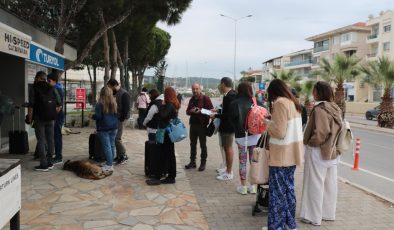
[262,56,283,64]
[306,22,371,41]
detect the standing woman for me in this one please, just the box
[143,89,163,141]
[230,82,260,195]
[146,87,180,185]
[263,79,304,230]
[92,87,118,172]
[300,81,342,226]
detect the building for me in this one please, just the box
[283,48,313,80]
[306,22,372,103]
[261,56,288,81]
[0,8,77,150]
[366,10,394,61]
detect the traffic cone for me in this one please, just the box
[353,138,360,171]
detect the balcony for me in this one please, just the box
[368,34,378,39]
[313,46,329,53]
[284,59,312,67]
[367,53,377,58]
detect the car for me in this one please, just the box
[365,106,380,120]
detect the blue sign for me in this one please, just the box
[29,43,64,70]
[259,83,265,90]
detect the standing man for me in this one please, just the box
[185,83,213,171]
[107,79,131,165]
[27,71,60,171]
[136,87,150,129]
[47,73,64,165]
[213,77,237,180]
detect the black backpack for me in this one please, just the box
[35,86,57,121]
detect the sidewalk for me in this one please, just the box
[0,113,393,229]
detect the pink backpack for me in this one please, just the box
[245,97,268,135]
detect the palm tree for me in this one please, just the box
[302,80,315,115]
[315,54,360,117]
[270,69,302,89]
[360,57,394,127]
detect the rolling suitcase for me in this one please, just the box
[9,106,29,154]
[88,133,106,162]
[144,140,159,177]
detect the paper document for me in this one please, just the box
[201,108,214,116]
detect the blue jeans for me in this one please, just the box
[97,129,117,166]
[54,110,64,160]
[34,120,55,167]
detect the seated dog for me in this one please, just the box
[63,160,112,179]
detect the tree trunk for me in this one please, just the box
[102,31,110,83]
[65,8,131,70]
[86,65,93,105]
[334,82,346,118]
[93,65,97,105]
[131,70,138,102]
[117,49,124,88]
[123,38,130,92]
[109,29,118,80]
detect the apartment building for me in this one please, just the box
[261,55,289,81]
[283,48,313,80]
[306,22,371,102]
[366,10,394,61]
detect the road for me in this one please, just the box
[338,127,394,202]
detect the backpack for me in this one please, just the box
[245,97,268,135]
[36,86,57,121]
[336,118,353,154]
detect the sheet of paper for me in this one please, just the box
[201,108,214,116]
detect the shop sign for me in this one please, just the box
[0,165,21,229]
[0,23,30,59]
[29,42,64,70]
[75,88,86,109]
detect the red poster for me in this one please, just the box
[75,88,86,109]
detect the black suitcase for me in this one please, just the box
[9,106,29,154]
[252,184,269,216]
[145,140,169,178]
[89,133,106,162]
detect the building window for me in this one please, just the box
[341,33,351,42]
[383,42,390,51]
[384,24,391,32]
[332,36,339,45]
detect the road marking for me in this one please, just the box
[365,142,393,151]
[353,127,394,137]
[339,161,394,183]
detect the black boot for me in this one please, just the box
[185,161,196,169]
[198,161,206,171]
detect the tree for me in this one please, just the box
[314,54,360,117]
[270,69,302,92]
[82,42,104,105]
[155,59,168,93]
[360,57,394,127]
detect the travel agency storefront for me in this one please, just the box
[0,19,70,150]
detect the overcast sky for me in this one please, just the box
[151,0,393,80]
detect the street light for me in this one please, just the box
[220,14,252,82]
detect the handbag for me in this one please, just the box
[155,128,166,144]
[249,132,269,185]
[167,118,187,143]
[206,118,220,137]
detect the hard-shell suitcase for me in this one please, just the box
[9,106,29,154]
[89,133,105,162]
[144,140,160,177]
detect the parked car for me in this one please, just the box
[365,106,380,120]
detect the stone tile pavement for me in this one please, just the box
[1,107,394,230]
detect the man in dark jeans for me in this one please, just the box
[47,73,64,165]
[27,71,60,171]
[107,79,131,165]
[185,83,213,171]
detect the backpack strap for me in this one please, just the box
[244,97,257,131]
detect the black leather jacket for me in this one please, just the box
[229,95,253,138]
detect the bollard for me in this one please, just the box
[353,138,360,171]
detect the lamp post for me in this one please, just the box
[220,14,252,82]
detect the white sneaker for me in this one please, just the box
[102,165,114,172]
[216,172,233,181]
[216,167,227,175]
[237,185,247,195]
[248,185,257,194]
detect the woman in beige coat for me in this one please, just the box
[300,81,342,226]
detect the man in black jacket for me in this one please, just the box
[107,79,131,165]
[212,77,237,180]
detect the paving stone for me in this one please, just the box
[129,206,165,216]
[119,216,140,226]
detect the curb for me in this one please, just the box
[349,122,394,134]
[338,176,394,207]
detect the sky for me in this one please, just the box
[149,0,393,80]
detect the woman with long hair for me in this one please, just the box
[92,87,118,172]
[229,82,260,194]
[300,81,342,226]
[146,87,181,185]
[262,79,303,230]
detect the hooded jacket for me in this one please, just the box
[303,101,342,160]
